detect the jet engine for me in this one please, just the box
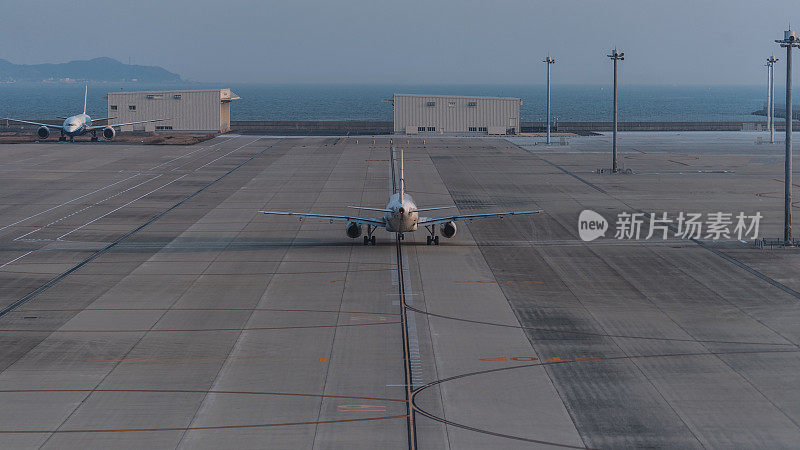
[346,221,363,238]
[36,126,49,140]
[102,126,116,141]
[440,221,457,238]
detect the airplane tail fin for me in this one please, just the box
[390,146,406,202]
[82,86,87,115]
[399,147,405,203]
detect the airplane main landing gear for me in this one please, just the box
[363,225,376,245]
[425,225,439,245]
[91,131,98,142]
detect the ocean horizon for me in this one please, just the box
[0,82,771,123]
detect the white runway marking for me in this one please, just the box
[147,137,234,171]
[0,251,35,270]
[13,175,164,241]
[192,138,263,171]
[0,173,141,233]
[401,248,423,387]
[57,175,189,240]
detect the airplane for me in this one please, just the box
[259,147,542,245]
[4,86,170,142]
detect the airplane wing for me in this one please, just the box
[89,117,115,123]
[87,118,172,130]
[419,210,543,226]
[259,211,386,227]
[3,118,63,130]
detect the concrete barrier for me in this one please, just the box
[230,121,393,135]
[3,119,798,135]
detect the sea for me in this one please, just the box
[0,83,769,122]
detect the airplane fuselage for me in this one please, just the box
[61,114,91,137]
[384,193,419,232]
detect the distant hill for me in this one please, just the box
[752,105,800,120]
[0,57,181,83]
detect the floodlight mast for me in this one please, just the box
[776,30,800,244]
[767,55,779,143]
[607,49,624,173]
[543,56,555,144]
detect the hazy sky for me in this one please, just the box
[1,0,797,85]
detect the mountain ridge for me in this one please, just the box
[0,57,181,83]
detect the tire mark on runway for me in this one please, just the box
[509,141,800,304]
[397,284,796,347]
[410,347,800,448]
[0,388,405,402]
[11,307,400,315]
[0,321,397,333]
[0,415,409,434]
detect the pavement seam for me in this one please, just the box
[303,138,358,449]
[173,141,305,448]
[35,136,273,449]
[510,140,800,303]
[425,146,588,448]
[0,137,283,319]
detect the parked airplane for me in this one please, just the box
[259,147,542,245]
[4,86,169,142]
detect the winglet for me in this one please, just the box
[83,86,88,115]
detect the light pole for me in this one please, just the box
[767,55,779,143]
[543,56,555,144]
[776,30,800,244]
[607,49,624,172]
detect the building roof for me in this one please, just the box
[393,93,520,101]
[107,88,240,100]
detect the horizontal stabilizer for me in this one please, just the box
[419,210,543,226]
[259,210,385,227]
[416,206,455,212]
[348,206,392,212]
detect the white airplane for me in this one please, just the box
[4,86,169,142]
[259,147,542,245]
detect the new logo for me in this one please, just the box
[578,210,608,241]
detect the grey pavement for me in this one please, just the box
[0,134,798,448]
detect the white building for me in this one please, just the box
[393,94,521,135]
[106,89,240,133]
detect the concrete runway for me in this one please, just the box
[0,133,798,448]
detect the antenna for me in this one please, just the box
[83,86,87,115]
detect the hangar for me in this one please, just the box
[106,88,240,133]
[392,93,521,135]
